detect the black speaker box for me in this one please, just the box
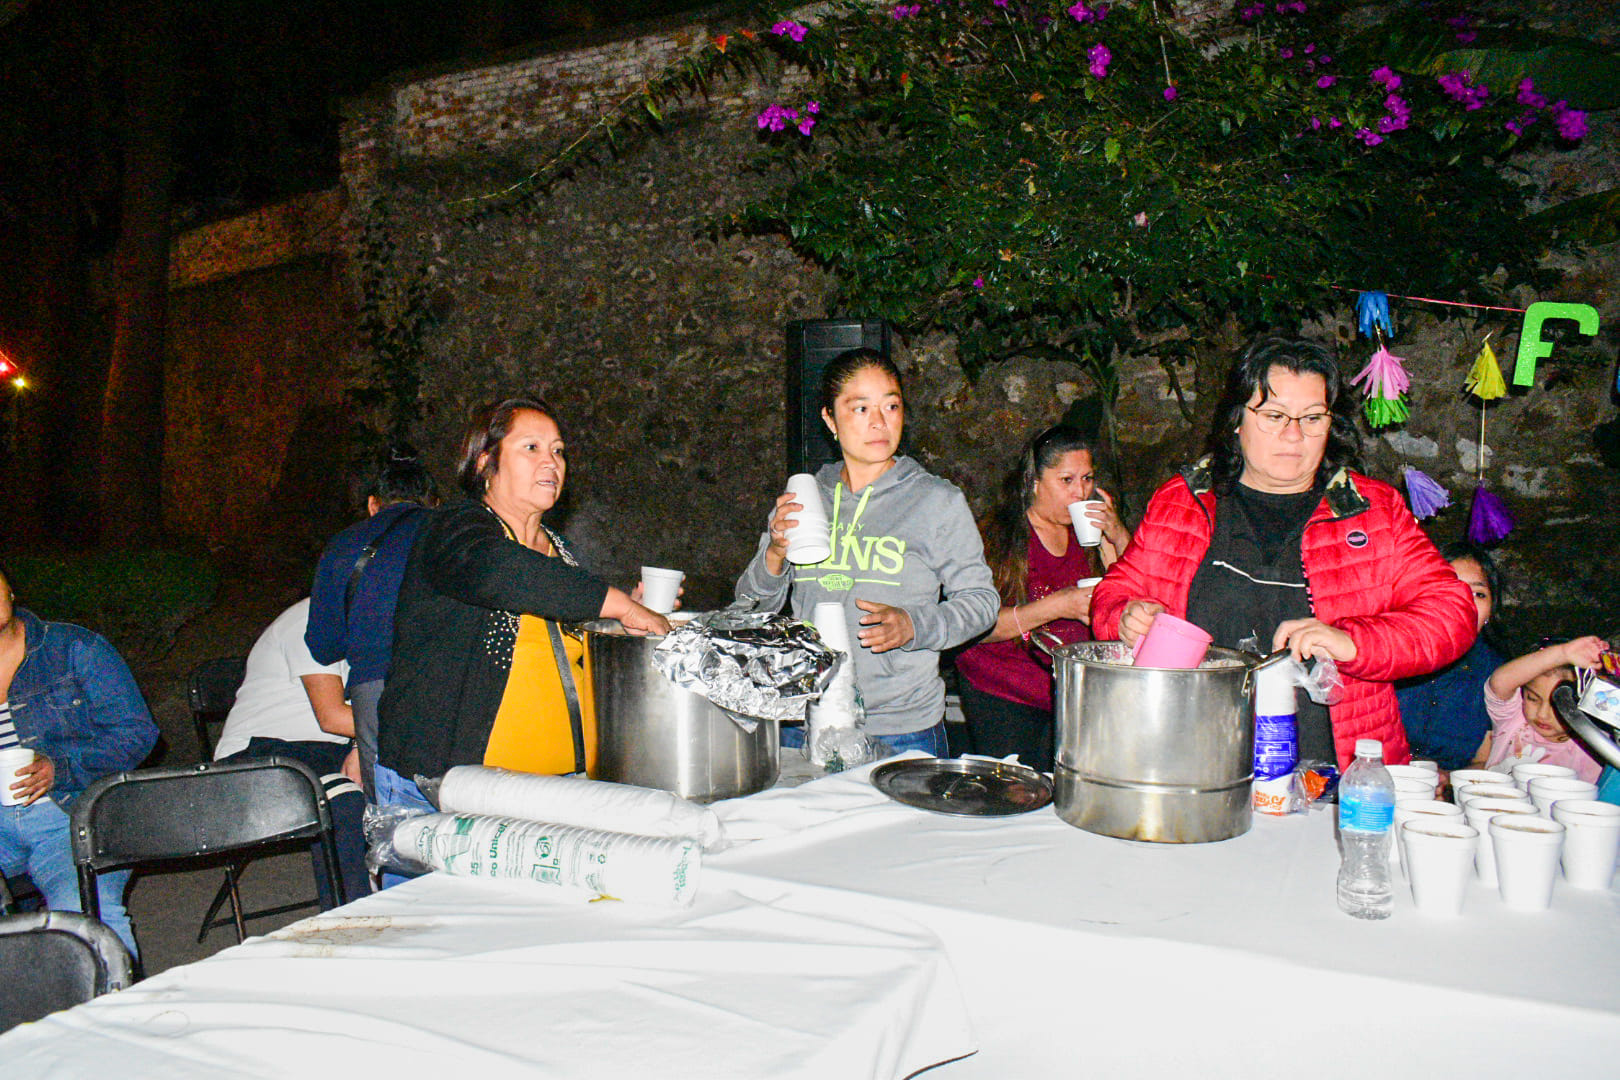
[785,318,892,475]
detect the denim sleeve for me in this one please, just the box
[51,633,159,794]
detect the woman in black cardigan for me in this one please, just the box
[375,394,668,808]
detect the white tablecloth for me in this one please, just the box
[710,755,1620,1077]
[5,754,1618,1077]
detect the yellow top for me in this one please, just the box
[485,614,597,774]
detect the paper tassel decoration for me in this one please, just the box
[1402,466,1451,519]
[1350,344,1411,428]
[1356,291,1393,338]
[1465,484,1514,545]
[1465,340,1505,400]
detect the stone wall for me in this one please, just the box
[179,3,1619,630]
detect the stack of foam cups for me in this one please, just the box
[1512,762,1576,790]
[0,748,34,808]
[783,474,832,565]
[806,601,859,761]
[1250,661,1298,815]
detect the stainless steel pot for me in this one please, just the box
[1034,637,1262,843]
[580,619,780,803]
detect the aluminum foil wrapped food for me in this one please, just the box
[652,609,841,725]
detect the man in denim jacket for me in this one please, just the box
[0,567,156,957]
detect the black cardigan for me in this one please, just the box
[377,498,610,779]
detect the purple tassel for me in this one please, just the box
[1403,467,1450,519]
[1466,484,1515,545]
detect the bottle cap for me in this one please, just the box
[1355,738,1382,759]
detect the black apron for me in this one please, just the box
[1185,484,1336,763]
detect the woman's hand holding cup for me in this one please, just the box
[1119,599,1166,646]
[855,599,914,654]
[764,491,803,575]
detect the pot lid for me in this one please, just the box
[871,757,1053,817]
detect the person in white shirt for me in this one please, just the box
[215,599,367,903]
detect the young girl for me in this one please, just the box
[1476,634,1609,783]
[1395,541,1506,771]
[735,349,999,755]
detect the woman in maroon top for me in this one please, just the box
[954,425,1130,770]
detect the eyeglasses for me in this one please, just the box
[1246,406,1332,436]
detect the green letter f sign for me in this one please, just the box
[1512,302,1600,387]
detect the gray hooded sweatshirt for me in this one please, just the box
[735,456,999,736]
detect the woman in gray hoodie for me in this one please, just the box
[736,350,999,754]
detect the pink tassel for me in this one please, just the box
[1351,345,1412,429]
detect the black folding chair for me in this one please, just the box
[0,911,134,1033]
[187,656,247,761]
[70,758,344,949]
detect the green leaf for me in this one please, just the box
[644,98,662,122]
[1104,137,1121,165]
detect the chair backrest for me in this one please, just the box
[71,757,336,871]
[188,656,247,759]
[0,911,134,1033]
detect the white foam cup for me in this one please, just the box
[1387,764,1438,790]
[782,474,832,565]
[1075,576,1103,590]
[1456,782,1529,812]
[0,748,35,808]
[1511,762,1577,790]
[1550,800,1620,890]
[1448,769,1512,801]
[1527,776,1599,817]
[1401,819,1479,917]
[1394,776,1439,803]
[1067,499,1104,547]
[639,566,685,615]
[1465,799,1538,886]
[1491,815,1565,911]
[1393,801,1464,877]
[812,601,851,654]
[1409,759,1440,775]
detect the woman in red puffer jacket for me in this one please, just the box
[1091,336,1477,769]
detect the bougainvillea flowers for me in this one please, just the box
[1088,43,1111,77]
[770,20,808,42]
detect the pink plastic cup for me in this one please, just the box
[1132,613,1213,669]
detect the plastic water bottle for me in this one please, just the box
[1252,662,1300,815]
[1337,738,1395,919]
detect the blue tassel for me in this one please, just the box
[1357,291,1393,339]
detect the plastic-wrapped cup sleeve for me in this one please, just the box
[438,766,725,850]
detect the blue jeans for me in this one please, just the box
[781,720,948,758]
[372,763,434,889]
[1,797,136,957]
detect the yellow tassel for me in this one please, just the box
[1465,340,1506,400]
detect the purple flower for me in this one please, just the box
[1505,118,1525,135]
[1163,85,1179,101]
[756,104,796,132]
[1239,2,1265,20]
[1309,115,1322,130]
[1279,47,1293,59]
[1288,1,1305,11]
[1068,1,1106,22]
[890,3,922,17]
[1554,107,1588,140]
[972,276,986,289]
[806,100,821,115]
[797,117,816,135]
[1456,30,1476,43]
[1370,66,1401,91]
[1376,114,1402,134]
[1319,55,1332,64]
[1354,126,1383,146]
[994,0,1009,6]
[1385,93,1409,116]
[1303,43,1315,54]
[770,19,808,42]
[1517,78,1547,110]
[1088,42,1111,77]
[1438,70,1489,110]
[1315,74,1336,89]
[1328,116,1343,128]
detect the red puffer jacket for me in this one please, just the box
[1091,463,1477,769]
